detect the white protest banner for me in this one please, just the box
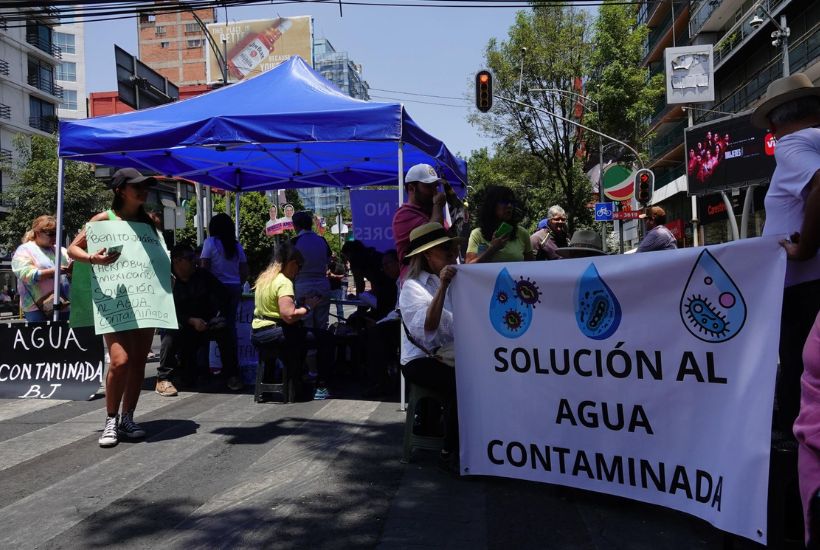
[451,237,785,543]
[86,221,178,335]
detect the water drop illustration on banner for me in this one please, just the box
[489,268,533,338]
[575,263,622,340]
[680,249,746,342]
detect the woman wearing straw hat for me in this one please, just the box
[399,222,461,474]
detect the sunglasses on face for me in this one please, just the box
[39,230,56,237]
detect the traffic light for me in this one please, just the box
[475,70,493,113]
[636,168,654,205]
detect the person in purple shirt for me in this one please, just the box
[636,206,677,252]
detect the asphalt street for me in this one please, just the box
[0,339,766,549]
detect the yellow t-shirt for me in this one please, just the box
[251,272,294,330]
[467,226,533,263]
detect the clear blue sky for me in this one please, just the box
[84,3,526,158]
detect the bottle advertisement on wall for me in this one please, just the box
[205,16,313,84]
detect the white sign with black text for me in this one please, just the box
[452,237,784,543]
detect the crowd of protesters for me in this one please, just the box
[7,71,820,545]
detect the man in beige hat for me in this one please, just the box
[752,73,820,433]
[636,206,677,252]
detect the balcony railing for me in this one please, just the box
[0,60,8,77]
[713,0,787,69]
[25,33,61,59]
[689,0,722,38]
[29,116,58,134]
[0,149,11,166]
[644,13,674,59]
[0,104,9,120]
[648,120,687,159]
[27,73,63,99]
[697,24,820,125]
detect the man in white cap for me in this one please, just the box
[392,163,461,279]
[752,73,820,433]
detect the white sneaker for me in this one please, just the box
[118,411,146,439]
[99,415,119,447]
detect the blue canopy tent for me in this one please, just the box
[58,56,467,192]
[51,56,467,323]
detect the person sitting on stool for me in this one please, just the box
[157,243,237,395]
[251,243,322,395]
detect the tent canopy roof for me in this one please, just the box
[59,56,467,192]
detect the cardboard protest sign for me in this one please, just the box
[86,221,177,335]
[0,322,104,400]
[451,237,785,543]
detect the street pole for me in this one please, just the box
[687,107,700,247]
[780,15,790,77]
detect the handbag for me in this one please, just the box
[401,320,455,368]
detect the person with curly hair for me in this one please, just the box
[465,185,533,264]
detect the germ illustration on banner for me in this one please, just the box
[575,264,622,340]
[490,268,533,338]
[680,250,747,343]
[514,276,542,307]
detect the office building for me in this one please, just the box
[640,0,819,246]
[137,2,215,87]
[54,8,86,120]
[0,6,62,213]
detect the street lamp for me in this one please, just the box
[751,3,790,77]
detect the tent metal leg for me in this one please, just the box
[397,141,406,412]
[53,157,66,322]
[721,191,739,241]
[740,185,756,240]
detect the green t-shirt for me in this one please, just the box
[467,226,533,263]
[251,272,294,330]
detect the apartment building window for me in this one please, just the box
[60,89,77,111]
[185,23,199,33]
[155,26,166,36]
[54,32,76,55]
[27,57,56,94]
[140,12,156,24]
[160,42,170,49]
[187,39,202,49]
[26,21,54,56]
[56,61,76,82]
[29,96,57,133]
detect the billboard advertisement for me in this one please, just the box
[684,113,777,196]
[206,16,312,84]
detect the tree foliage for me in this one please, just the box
[470,5,594,228]
[0,134,110,253]
[468,1,664,230]
[585,0,665,154]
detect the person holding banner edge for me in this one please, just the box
[68,167,159,448]
[399,222,460,474]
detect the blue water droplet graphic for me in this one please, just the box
[680,249,746,342]
[489,268,532,338]
[575,264,622,340]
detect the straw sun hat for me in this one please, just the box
[751,73,820,129]
[403,222,460,264]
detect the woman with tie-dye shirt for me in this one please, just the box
[11,215,71,322]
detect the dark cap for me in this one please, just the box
[108,168,157,190]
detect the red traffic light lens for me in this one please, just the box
[479,74,489,84]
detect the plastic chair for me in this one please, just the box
[253,345,296,403]
[402,382,446,463]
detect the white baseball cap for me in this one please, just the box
[405,163,442,185]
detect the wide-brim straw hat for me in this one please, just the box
[751,73,820,129]
[556,229,607,258]
[403,222,460,264]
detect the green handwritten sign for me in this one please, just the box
[86,221,177,335]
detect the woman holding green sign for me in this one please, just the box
[69,168,159,448]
